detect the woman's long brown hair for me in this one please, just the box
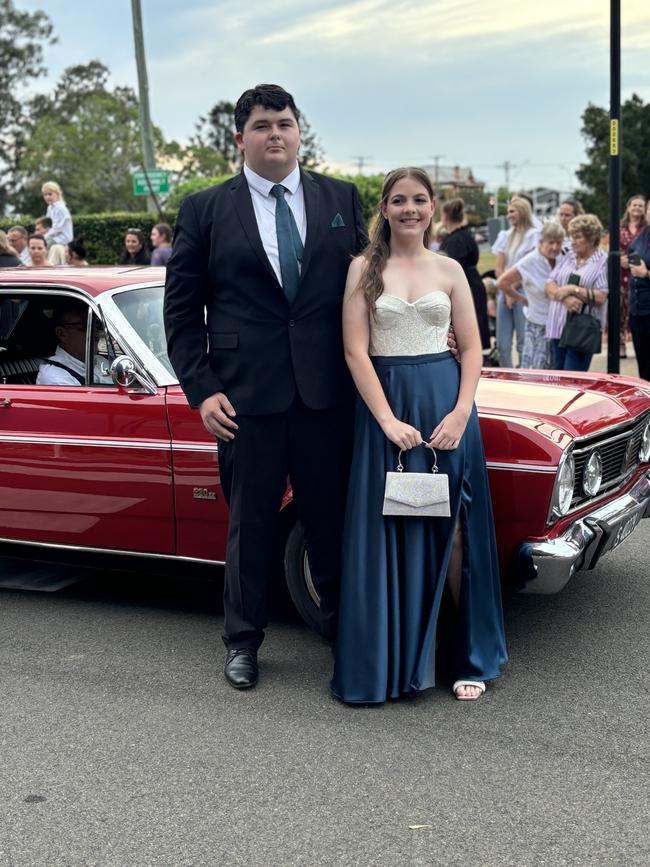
[356,167,435,313]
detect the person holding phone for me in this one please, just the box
[627,204,650,381]
[544,214,608,371]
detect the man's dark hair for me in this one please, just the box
[234,84,300,132]
[28,233,47,246]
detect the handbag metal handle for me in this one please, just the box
[396,443,439,474]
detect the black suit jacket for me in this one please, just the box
[164,168,368,413]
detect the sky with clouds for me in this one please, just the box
[20,0,650,194]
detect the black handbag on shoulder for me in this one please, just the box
[559,287,602,355]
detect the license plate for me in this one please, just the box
[605,509,644,555]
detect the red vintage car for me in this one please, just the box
[1,267,649,632]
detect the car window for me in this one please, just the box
[0,295,59,385]
[112,285,173,376]
[0,294,122,388]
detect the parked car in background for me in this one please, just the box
[1,268,649,633]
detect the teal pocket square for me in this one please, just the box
[331,213,346,228]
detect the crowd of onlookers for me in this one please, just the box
[0,180,173,271]
[1,180,649,381]
[433,192,650,381]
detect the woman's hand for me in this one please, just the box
[427,408,470,450]
[381,418,423,450]
[555,284,575,301]
[630,261,649,279]
[620,254,629,269]
[563,296,583,313]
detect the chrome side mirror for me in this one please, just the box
[111,355,137,387]
[110,355,156,394]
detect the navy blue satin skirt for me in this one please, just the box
[331,352,508,704]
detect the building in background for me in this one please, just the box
[422,165,486,197]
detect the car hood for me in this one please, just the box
[477,370,650,439]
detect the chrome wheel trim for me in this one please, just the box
[302,549,321,608]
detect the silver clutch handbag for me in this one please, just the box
[382,446,451,517]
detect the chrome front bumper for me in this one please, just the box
[517,469,650,594]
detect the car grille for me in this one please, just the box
[572,412,649,507]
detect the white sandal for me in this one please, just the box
[452,680,486,701]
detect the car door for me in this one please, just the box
[0,289,174,555]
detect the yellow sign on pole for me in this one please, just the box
[610,119,619,156]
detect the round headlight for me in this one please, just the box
[640,419,650,463]
[554,452,575,517]
[582,449,603,496]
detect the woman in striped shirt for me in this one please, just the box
[544,214,608,372]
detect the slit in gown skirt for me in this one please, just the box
[331,351,508,704]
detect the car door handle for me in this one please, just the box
[0,398,11,407]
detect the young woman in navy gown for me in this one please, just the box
[331,167,507,704]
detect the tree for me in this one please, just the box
[0,0,56,211]
[195,100,326,171]
[16,62,148,214]
[194,100,240,168]
[576,94,650,224]
[158,139,229,188]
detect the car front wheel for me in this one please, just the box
[283,522,329,637]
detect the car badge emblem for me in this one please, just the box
[192,487,217,501]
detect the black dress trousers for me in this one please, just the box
[217,395,353,650]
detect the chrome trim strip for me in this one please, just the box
[0,433,170,450]
[0,535,225,566]
[172,442,218,453]
[0,282,97,302]
[486,461,557,474]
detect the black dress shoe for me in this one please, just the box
[224,649,258,689]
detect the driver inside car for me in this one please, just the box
[36,301,112,386]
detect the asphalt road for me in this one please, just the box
[1,523,649,867]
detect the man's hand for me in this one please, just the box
[447,326,459,360]
[199,392,239,440]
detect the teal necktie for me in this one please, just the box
[270,184,304,304]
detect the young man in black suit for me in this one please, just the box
[164,84,367,689]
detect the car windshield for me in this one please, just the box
[112,285,173,376]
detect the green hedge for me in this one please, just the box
[0,212,177,265]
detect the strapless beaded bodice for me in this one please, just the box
[369,290,451,356]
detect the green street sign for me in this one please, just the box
[132,169,169,195]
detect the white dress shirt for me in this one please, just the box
[243,163,306,286]
[36,345,111,386]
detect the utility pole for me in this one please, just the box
[131,0,157,214]
[607,0,621,374]
[429,154,445,193]
[352,156,371,174]
[501,160,511,191]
